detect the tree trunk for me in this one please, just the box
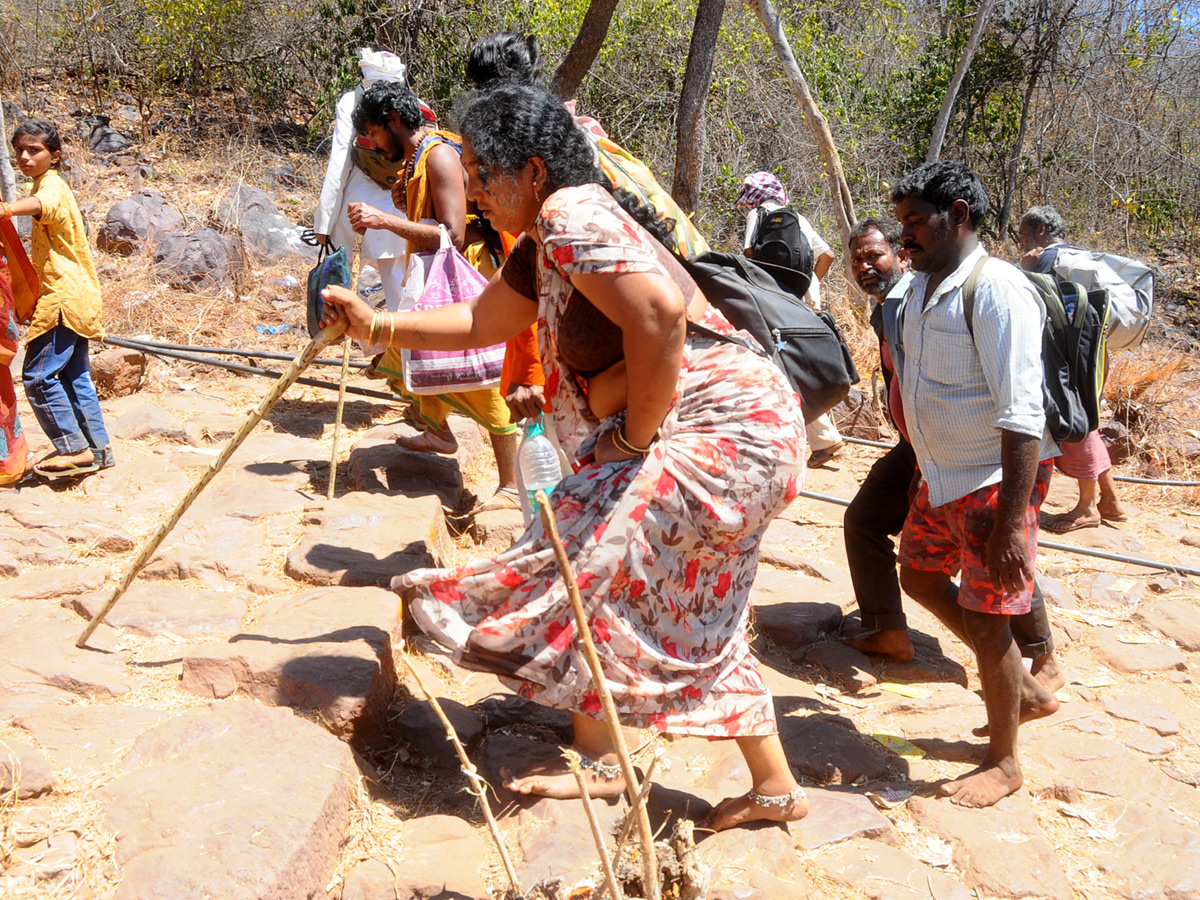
[0,99,15,203]
[926,0,998,163]
[550,0,622,100]
[744,0,856,249]
[672,0,725,213]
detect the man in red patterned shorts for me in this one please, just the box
[890,162,1061,808]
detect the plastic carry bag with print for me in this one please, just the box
[402,228,505,395]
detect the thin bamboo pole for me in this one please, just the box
[536,491,660,900]
[565,749,624,900]
[326,235,363,500]
[399,655,522,895]
[75,319,348,648]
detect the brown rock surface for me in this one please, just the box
[908,794,1073,900]
[0,602,129,697]
[12,704,167,782]
[144,515,267,586]
[0,738,54,798]
[4,564,108,600]
[1095,632,1187,673]
[815,837,974,900]
[395,815,490,900]
[67,582,250,637]
[286,491,440,587]
[92,347,147,397]
[1097,800,1200,900]
[97,702,356,900]
[789,786,898,849]
[180,586,398,744]
[1136,596,1200,650]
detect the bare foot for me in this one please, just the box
[843,628,915,662]
[940,758,1022,807]
[1030,651,1066,693]
[707,786,809,831]
[502,748,626,800]
[973,677,1059,736]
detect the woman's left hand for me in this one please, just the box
[320,285,373,340]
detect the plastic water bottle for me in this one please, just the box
[518,416,563,525]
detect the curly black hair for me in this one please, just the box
[353,81,424,135]
[848,216,902,252]
[466,32,545,89]
[456,84,675,246]
[891,160,989,231]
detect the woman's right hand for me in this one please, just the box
[320,285,374,341]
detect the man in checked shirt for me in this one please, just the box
[889,161,1060,807]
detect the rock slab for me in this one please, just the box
[180,586,399,745]
[97,703,356,900]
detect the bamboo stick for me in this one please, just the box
[612,749,663,868]
[399,655,522,896]
[75,318,348,648]
[536,492,660,900]
[564,748,624,900]
[326,338,352,500]
[327,234,363,500]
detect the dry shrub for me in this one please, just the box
[1105,350,1196,475]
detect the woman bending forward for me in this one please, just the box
[320,84,808,830]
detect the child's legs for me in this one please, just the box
[59,333,111,453]
[22,325,92,455]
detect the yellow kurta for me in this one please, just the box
[27,170,103,342]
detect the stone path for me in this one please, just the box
[2,367,1200,899]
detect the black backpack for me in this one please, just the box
[679,251,859,423]
[962,257,1109,444]
[751,207,814,294]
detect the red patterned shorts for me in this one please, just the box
[898,461,1054,615]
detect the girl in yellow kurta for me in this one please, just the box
[4,120,112,477]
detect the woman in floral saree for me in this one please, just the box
[320,84,809,830]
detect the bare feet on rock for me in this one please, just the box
[940,757,1023,807]
[501,747,626,800]
[843,628,915,662]
[707,784,809,832]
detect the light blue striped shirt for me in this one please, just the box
[896,245,1058,508]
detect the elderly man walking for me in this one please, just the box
[890,162,1060,807]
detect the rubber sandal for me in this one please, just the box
[1040,513,1101,534]
[808,442,845,469]
[470,487,522,514]
[34,458,101,479]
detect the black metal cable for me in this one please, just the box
[798,488,1200,577]
[104,340,398,401]
[102,335,369,370]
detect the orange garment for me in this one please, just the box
[0,261,28,484]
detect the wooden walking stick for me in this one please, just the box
[75,318,349,649]
[326,234,363,500]
[537,491,661,900]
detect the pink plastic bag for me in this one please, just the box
[402,231,505,395]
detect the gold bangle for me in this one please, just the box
[384,312,394,346]
[613,424,657,457]
[368,311,380,345]
[0,203,10,223]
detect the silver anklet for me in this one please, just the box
[579,752,622,782]
[747,785,806,809]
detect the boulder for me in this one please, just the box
[801,640,878,692]
[1100,420,1136,463]
[96,191,185,255]
[86,115,132,155]
[153,228,244,291]
[180,586,399,745]
[830,386,890,440]
[213,181,313,263]
[92,347,148,397]
[341,859,395,900]
[0,738,53,798]
[97,703,356,900]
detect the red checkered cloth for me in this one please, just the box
[735,172,788,209]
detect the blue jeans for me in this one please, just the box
[22,323,112,461]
